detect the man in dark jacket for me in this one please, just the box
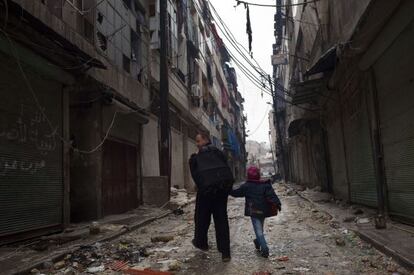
[230,166,281,258]
[189,133,233,262]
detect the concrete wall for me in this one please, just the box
[142,116,160,176]
[186,139,198,191]
[171,129,184,188]
[70,101,102,222]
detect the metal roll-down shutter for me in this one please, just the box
[0,54,63,240]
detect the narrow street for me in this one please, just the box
[46,183,409,275]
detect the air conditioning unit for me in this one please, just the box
[191,84,201,98]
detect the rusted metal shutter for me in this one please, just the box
[102,139,138,216]
[344,90,377,207]
[0,56,63,240]
[374,23,414,224]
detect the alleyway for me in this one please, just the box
[41,183,409,275]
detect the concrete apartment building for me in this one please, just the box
[0,0,246,243]
[276,0,414,226]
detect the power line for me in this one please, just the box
[248,104,270,135]
[235,0,320,8]
[208,1,296,98]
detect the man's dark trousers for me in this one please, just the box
[194,192,230,256]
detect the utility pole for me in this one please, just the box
[269,74,285,179]
[159,0,171,195]
[271,0,288,181]
[268,130,277,175]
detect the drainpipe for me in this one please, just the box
[338,93,352,204]
[368,70,387,229]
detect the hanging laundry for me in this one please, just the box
[245,4,253,55]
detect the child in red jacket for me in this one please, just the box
[230,166,281,258]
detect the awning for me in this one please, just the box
[305,46,337,77]
[291,77,328,105]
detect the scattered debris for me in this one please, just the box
[151,247,179,253]
[335,237,346,246]
[361,256,370,263]
[293,267,310,272]
[356,218,370,224]
[277,256,289,262]
[296,185,306,192]
[107,260,130,271]
[286,189,296,196]
[53,260,66,270]
[173,208,184,215]
[343,216,355,223]
[30,268,40,274]
[329,221,340,229]
[89,221,101,235]
[167,260,182,271]
[353,209,364,215]
[63,267,76,275]
[42,261,53,270]
[253,272,272,275]
[151,235,174,243]
[86,265,105,273]
[124,268,173,275]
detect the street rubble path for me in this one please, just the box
[39,183,411,275]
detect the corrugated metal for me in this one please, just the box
[374,22,414,224]
[0,58,63,238]
[102,139,138,216]
[344,91,377,207]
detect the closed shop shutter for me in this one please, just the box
[374,21,414,224]
[102,139,138,216]
[344,90,377,207]
[327,115,348,199]
[0,55,63,239]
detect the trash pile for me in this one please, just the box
[169,187,194,209]
[30,237,180,275]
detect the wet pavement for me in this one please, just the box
[37,183,410,274]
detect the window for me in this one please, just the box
[123,55,131,73]
[149,4,156,17]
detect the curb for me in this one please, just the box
[355,230,414,271]
[12,211,172,275]
[294,189,414,271]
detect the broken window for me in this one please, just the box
[96,31,107,51]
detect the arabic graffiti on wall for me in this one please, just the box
[0,104,59,176]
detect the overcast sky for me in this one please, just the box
[209,0,275,143]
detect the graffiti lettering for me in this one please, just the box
[0,158,46,176]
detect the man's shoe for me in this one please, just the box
[253,239,260,250]
[260,250,269,258]
[222,254,231,262]
[192,239,209,251]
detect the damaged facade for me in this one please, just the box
[276,0,414,225]
[0,0,246,243]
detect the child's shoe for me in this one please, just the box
[260,249,269,258]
